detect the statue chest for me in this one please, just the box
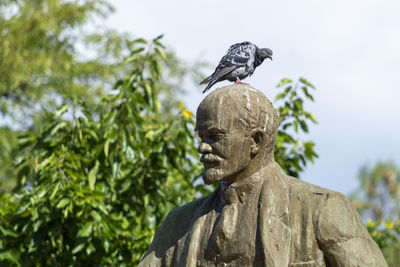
[200,191,261,266]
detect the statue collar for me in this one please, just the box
[220,163,274,204]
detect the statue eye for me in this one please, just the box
[210,133,225,141]
[197,129,225,142]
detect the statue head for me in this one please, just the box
[195,84,279,185]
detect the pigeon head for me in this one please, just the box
[257,48,273,61]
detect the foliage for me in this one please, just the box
[0,0,123,190]
[0,0,199,191]
[0,0,118,121]
[350,161,400,221]
[367,220,400,266]
[0,127,20,190]
[350,161,400,266]
[274,77,318,177]
[0,37,204,266]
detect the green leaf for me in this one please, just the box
[54,105,69,118]
[50,182,60,199]
[97,204,109,215]
[155,47,167,61]
[294,99,303,111]
[301,86,314,101]
[293,121,298,133]
[112,161,118,178]
[131,47,145,55]
[153,34,165,47]
[0,226,19,238]
[0,249,20,266]
[276,78,293,88]
[78,222,93,237]
[72,243,85,254]
[90,210,101,221]
[299,77,315,89]
[86,243,96,255]
[274,92,286,102]
[132,38,147,44]
[305,112,318,123]
[88,161,100,190]
[104,139,110,158]
[50,121,68,135]
[56,198,70,209]
[153,34,164,42]
[299,120,308,132]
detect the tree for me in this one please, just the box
[0,37,204,266]
[0,127,20,191]
[350,161,400,267]
[0,0,123,190]
[0,0,199,190]
[0,0,119,121]
[274,78,318,177]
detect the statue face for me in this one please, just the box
[196,103,253,184]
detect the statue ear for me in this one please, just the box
[250,129,264,158]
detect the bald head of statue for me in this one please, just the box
[196,84,279,185]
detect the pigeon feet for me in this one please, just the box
[235,77,248,85]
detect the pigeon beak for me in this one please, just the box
[267,55,273,61]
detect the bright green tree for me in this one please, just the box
[0,37,204,266]
[0,0,118,120]
[274,78,318,177]
[0,0,200,190]
[350,161,400,267]
[0,0,123,190]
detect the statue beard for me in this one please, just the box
[202,168,225,185]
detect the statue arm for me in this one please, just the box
[316,192,388,267]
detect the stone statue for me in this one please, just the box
[139,84,387,267]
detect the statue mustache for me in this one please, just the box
[200,154,222,164]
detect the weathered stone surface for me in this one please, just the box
[139,84,387,267]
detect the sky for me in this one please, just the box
[106,0,400,195]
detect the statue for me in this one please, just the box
[139,84,387,266]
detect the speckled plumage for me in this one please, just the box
[200,41,273,93]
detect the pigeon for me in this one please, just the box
[200,41,273,93]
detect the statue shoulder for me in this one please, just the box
[288,176,336,196]
[286,177,387,265]
[286,175,357,227]
[286,175,342,206]
[139,189,220,266]
[286,177,373,245]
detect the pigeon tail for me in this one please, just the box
[202,79,218,93]
[199,75,213,85]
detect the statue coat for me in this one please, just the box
[139,162,387,267]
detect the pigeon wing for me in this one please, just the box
[199,62,236,85]
[201,64,237,93]
[199,50,246,85]
[224,42,256,67]
[200,41,257,92]
[226,41,253,53]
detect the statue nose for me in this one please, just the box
[198,142,212,154]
